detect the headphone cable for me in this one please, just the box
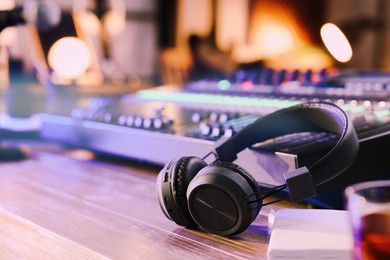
[247,184,287,206]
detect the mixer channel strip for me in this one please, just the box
[40,85,390,164]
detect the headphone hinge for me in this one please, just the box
[283,166,317,202]
[214,136,237,162]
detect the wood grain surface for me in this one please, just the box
[0,143,307,259]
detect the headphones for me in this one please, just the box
[156,102,359,236]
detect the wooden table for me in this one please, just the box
[0,142,306,259]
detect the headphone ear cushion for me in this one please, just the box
[175,157,206,196]
[157,156,207,227]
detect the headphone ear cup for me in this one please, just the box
[213,161,263,218]
[186,161,262,236]
[156,156,207,227]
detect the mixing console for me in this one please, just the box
[40,68,390,208]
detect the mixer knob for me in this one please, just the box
[223,127,235,138]
[143,118,152,128]
[103,113,113,123]
[71,108,84,119]
[126,115,135,127]
[152,117,173,129]
[261,69,274,85]
[288,69,300,81]
[219,113,229,123]
[274,69,287,85]
[118,114,127,125]
[318,68,328,81]
[134,116,143,128]
[191,112,207,123]
[199,122,211,135]
[209,112,219,123]
[234,70,247,83]
[211,126,223,137]
[303,69,313,85]
[192,113,201,123]
[153,118,163,129]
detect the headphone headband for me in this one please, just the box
[214,102,359,201]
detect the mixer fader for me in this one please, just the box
[40,68,390,207]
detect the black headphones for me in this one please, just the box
[156,102,359,236]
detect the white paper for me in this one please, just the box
[267,208,354,260]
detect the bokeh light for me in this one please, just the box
[321,23,353,63]
[48,37,92,80]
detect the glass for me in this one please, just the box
[345,180,390,260]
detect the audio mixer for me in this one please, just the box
[40,68,390,207]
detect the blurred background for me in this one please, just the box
[1,0,390,202]
[0,0,389,88]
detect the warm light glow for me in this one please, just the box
[240,0,309,61]
[0,27,17,46]
[255,24,295,56]
[0,1,16,46]
[215,0,248,52]
[264,45,333,71]
[69,149,95,161]
[103,11,126,36]
[48,37,92,80]
[320,23,353,63]
[77,11,101,36]
[0,0,15,10]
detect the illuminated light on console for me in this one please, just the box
[373,109,390,124]
[363,100,372,108]
[320,23,353,63]
[137,89,301,109]
[217,79,231,90]
[241,81,253,90]
[378,101,386,108]
[48,37,92,80]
